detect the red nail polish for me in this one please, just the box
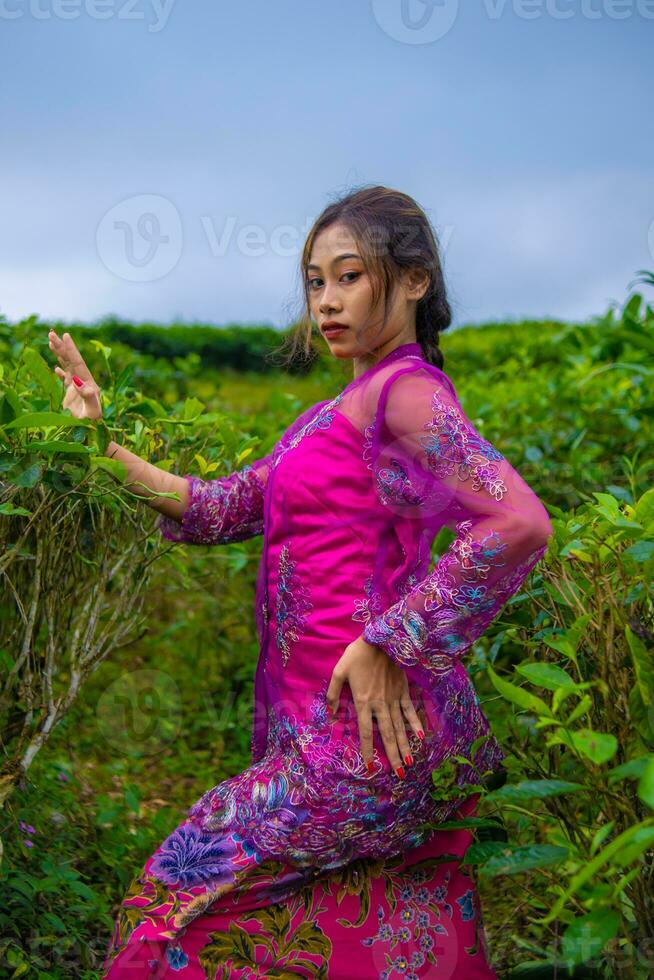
[396,766,406,780]
[417,730,425,741]
[72,375,84,387]
[405,754,413,766]
[367,760,375,774]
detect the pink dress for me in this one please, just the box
[102,341,552,978]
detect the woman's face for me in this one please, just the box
[306,221,424,364]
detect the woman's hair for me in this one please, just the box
[278,184,452,371]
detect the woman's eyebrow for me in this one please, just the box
[307,252,361,271]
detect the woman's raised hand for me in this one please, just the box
[326,636,425,780]
[47,329,103,421]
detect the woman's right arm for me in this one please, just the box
[104,439,190,521]
[48,328,270,544]
[48,328,327,546]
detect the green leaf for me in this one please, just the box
[629,686,654,745]
[1,387,22,422]
[124,787,140,813]
[478,843,569,876]
[22,346,61,402]
[547,728,618,765]
[67,879,98,901]
[542,635,579,671]
[590,820,615,856]
[462,840,507,865]
[514,662,576,691]
[607,755,652,783]
[533,819,654,924]
[635,487,654,526]
[485,779,586,804]
[12,462,42,488]
[130,397,168,418]
[637,755,654,809]
[183,397,205,420]
[0,501,33,517]
[89,456,127,482]
[88,338,113,378]
[611,826,654,867]
[433,817,504,831]
[626,624,654,706]
[623,540,654,562]
[565,694,593,725]
[25,440,92,455]
[42,911,67,932]
[5,412,94,430]
[487,664,553,717]
[624,292,642,319]
[562,910,620,965]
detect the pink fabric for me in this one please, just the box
[101,342,551,977]
[103,795,498,979]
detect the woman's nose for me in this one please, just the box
[319,284,341,314]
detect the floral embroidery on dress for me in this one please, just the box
[364,521,548,677]
[271,392,345,471]
[275,543,313,667]
[352,574,384,627]
[375,457,425,508]
[362,414,376,471]
[156,465,267,545]
[180,680,496,879]
[420,390,508,500]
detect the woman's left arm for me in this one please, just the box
[361,363,553,691]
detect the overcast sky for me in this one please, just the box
[1,1,652,330]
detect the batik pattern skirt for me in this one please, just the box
[101,794,498,979]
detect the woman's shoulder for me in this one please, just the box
[365,355,458,413]
[277,398,333,447]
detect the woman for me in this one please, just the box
[49,186,552,978]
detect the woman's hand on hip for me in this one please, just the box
[326,635,424,779]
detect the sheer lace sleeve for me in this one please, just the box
[361,363,553,683]
[155,456,273,545]
[155,401,328,546]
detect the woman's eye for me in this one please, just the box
[307,272,359,290]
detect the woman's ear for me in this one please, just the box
[402,267,430,303]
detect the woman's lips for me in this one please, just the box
[323,326,348,337]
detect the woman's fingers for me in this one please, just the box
[390,699,413,767]
[400,689,425,744]
[356,702,374,772]
[371,701,405,778]
[48,330,92,381]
